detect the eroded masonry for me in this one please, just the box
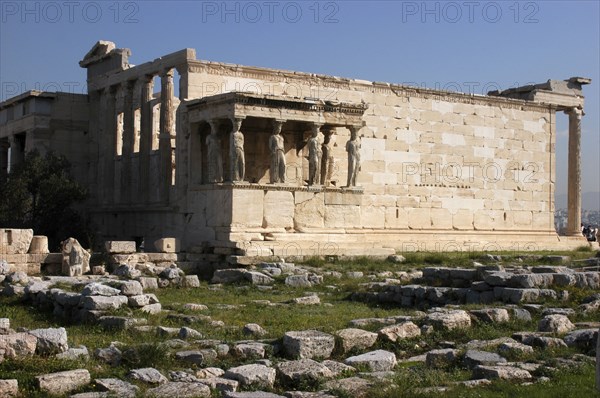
[0,41,592,260]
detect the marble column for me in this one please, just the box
[103,86,117,205]
[139,75,154,202]
[0,139,9,178]
[121,80,136,204]
[566,107,583,236]
[159,69,175,203]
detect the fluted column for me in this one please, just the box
[121,80,136,204]
[139,75,154,202]
[566,107,583,236]
[159,69,175,203]
[103,86,117,205]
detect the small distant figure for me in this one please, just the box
[269,121,286,183]
[585,226,597,242]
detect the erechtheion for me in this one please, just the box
[0,41,592,261]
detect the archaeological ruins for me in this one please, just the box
[0,41,594,262]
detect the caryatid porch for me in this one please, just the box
[184,92,367,189]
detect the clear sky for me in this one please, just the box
[1,0,599,199]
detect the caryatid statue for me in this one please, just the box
[307,123,322,186]
[269,120,286,183]
[206,120,223,183]
[346,125,361,187]
[230,117,245,182]
[321,127,335,186]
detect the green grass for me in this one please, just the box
[1,248,599,397]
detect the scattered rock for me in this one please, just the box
[276,358,334,385]
[96,378,139,398]
[335,328,378,353]
[36,369,91,395]
[472,365,532,380]
[224,364,276,389]
[283,330,335,359]
[345,350,397,372]
[146,381,211,398]
[538,314,575,334]
[378,322,421,342]
[128,368,168,384]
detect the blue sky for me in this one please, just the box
[1,0,599,198]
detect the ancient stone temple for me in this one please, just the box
[0,41,592,260]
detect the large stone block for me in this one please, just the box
[283,330,335,359]
[263,191,294,229]
[154,238,180,253]
[294,192,325,230]
[0,229,33,254]
[105,241,136,254]
[36,369,91,395]
[28,236,49,254]
[231,189,263,228]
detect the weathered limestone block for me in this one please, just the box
[128,368,168,384]
[324,205,360,229]
[463,350,507,369]
[118,280,144,296]
[335,328,378,353]
[139,277,159,290]
[283,330,335,359]
[61,238,90,276]
[323,377,372,398]
[0,379,18,397]
[234,342,267,359]
[378,322,421,342]
[154,238,180,253]
[0,229,33,254]
[224,364,276,389]
[0,332,38,362]
[95,378,139,398]
[36,369,91,395]
[472,365,531,380]
[345,349,397,372]
[469,309,510,323]
[146,382,211,398]
[99,316,146,331]
[81,295,128,311]
[28,327,68,354]
[424,310,471,331]
[263,191,294,229]
[563,329,598,351]
[276,358,334,385]
[497,341,534,355]
[494,287,557,304]
[176,350,206,366]
[231,189,263,228]
[509,273,553,288]
[105,241,136,254]
[28,236,49,254]
[81,283,121,297]
[538,314,575,334]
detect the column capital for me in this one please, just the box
[565,107,584,118]
[160,68,175,78]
